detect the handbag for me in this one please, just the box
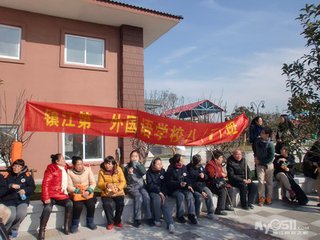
[213,178,227,189]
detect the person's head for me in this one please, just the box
[192,154,202,166]
[251,116,263,126]
[279,114,288,124]
[232,149,243,161]
[103,155,117,171]
[72,156,83,172]
[169,153,183,166]
[11,159,25,174]
[150,157,163,171]
[51,153,65,166]
[280,146,289,157]
[212,150,224,164]
[260,126,272,140]
[129,150,140,163]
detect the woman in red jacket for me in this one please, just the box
[205,150,233,215]
[38,153,73,240]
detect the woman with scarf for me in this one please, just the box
[206,150,233,216]
[146,157,175,233]
[38,153,73,240]
[2,159,35,238]
[98,156,126,230]
[165,154,198,224]
[67,156,97,233]
[186,154,214,219]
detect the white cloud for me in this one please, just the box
[146,47,307,114]
[160,46,198,64]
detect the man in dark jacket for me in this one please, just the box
[227,150,257,210]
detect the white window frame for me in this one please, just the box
[64,34,105,68]
[0,24,21,60]
[62,133,104,162]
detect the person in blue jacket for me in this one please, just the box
[165,154,198,224]
[2,159,35,238]
[146,157,175,233]
[186,154,214,219]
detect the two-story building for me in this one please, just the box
[0,0,182,180]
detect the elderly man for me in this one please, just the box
[227,149,257,210]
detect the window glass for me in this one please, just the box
[65,34,104,67]
[0,24,21,59]
[64,133,103,161]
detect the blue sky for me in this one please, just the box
[122,0,318,114]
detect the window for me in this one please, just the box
[0,24,21,60]
[64,34,105,67]
[63,133,103,161]
[0,125,18,166]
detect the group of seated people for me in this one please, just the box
[0,142,315,239]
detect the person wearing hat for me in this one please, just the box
[98,155,126,230]
[186,154,214,219]
[2,159,35,238]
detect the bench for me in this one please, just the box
[18,176,316,232]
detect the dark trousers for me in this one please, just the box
[40,198,73,229]
[101,196,124,225]
[209,185,233,211]
[72,197,97,219]
[232,181,257,207]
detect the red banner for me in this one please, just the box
[24,101,248,146]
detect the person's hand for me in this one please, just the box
[44,199,51,204]
[159,192,166,205]
[11,184,20,190]
[82,191,90,198]
[187,186,194,193]
[243,179,251,184]
[199,172,205,179]
[221,172,227,178]
[180,182,187,187]
[18,189,25,195]
[202,191,208,199]
[281,165,289,171]
[128,167,134,175]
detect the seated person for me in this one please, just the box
[273,146,296,203]
[186,154,214,219]
[227,149,257,210]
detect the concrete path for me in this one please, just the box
[15,194,320,240]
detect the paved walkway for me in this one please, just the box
[15,194,320,240]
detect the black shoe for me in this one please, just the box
[215,209,227,216]
[133,220,141,228]
[225,205,234,211]
[241,206,249,210]
[188,214,198,225]
[248,204,254,209]
[177,216,187,223]
[147,219,155,227]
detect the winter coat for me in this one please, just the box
[41,163,69,202]
[227,156,251,184]
[124,162,146,192]
[186,163,208,193]
[165,164,190,194]
[98,164,126,198]
[249,124,263,144]
[146,168,167,195]
[273,154,295,177]
[2,166,35,206]
[303,140,320,179]
[67,166,96,193]
[253,138,275,166]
